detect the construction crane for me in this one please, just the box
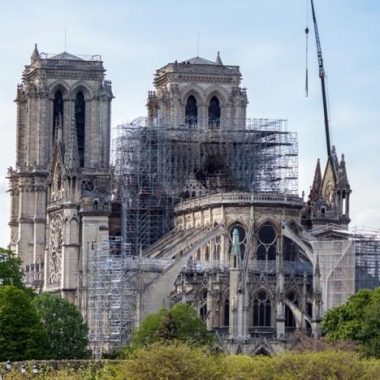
[305,0,332,159]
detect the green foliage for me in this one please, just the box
[128,303,213,351]
[32,293,91,359]
[322,288,380,357]
[1,349,380,379]
[103,345,380,380]
[104,342,220,380]
[0,285,49,361]
[0,247,24,288]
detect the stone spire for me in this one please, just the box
[215,51,223,65]
[309,159,322,202]
[337,154,349,187]
[30,44,40,63]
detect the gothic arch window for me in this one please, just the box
[229,223,246,268]
[205,245,210,262]
[284,236,297,261]
[185,95,198,128]
[256,223,277,263]
[75,91,85,167]
[285,305,296,330]
[253,291,271,327]
[208,96,221,128]
[285,291,299,331]
[53,91,64,142]
[224,299,230,327]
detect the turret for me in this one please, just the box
[30,43,40,64]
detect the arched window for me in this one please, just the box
[253,291,271,327]
[256,224,277,263]
[208,96,221,128]
[224,299,230,327]
[284,236,297,261]
[185,95,198,128]
[75,92,85,167]
[285,305,296,330]
[285,292,298,331]
[53,91,64,141]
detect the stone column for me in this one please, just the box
[276,236,285,337]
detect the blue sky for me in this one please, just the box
[0,0,379,247]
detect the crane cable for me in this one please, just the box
[305,0,309,97]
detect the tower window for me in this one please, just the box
[185,95,198,128]
[53,91,64,142]
[75,92,85,167]
[208,96,221,128]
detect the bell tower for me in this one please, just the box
[147,52,248,129]
[8,45,113,303]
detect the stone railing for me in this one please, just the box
[175,192,303,213]
[80,199,111,214]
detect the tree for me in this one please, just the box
[129,303,213,350]
[0,285,49,361]
[32,293,91,359]
[105,342,220,380]
[322,288,380,357]
[0,247,24,288]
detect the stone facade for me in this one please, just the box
[140,192,321,354]
[147,54,247,128]
[8,46,113,306]
[9,49,353,355]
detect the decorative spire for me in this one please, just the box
[337,153,349,187]
[215,51,223,65]
[309,158,322,202]
[30,43,40,63]
[314,253,320,276]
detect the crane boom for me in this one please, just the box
[309,0,332,159]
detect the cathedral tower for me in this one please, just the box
[147,52,248,129]
[8,46,113,302]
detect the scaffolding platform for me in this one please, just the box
[87,237,172,357]
[114,118,298,255]
[352,226,380,291]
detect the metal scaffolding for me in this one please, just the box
[87,237,136,357]
[352,226,380,291]
[114,118,298,255]
[311,239,355,312]
[87,236,172,357]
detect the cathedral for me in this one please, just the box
[8,46,359,355]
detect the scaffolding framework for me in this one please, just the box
[114,118,298,255]
[87,237,172,357]
[87,237,135,357]
[352,226,380,291]
[311,239,355,312]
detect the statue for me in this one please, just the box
[231,228,242,268]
